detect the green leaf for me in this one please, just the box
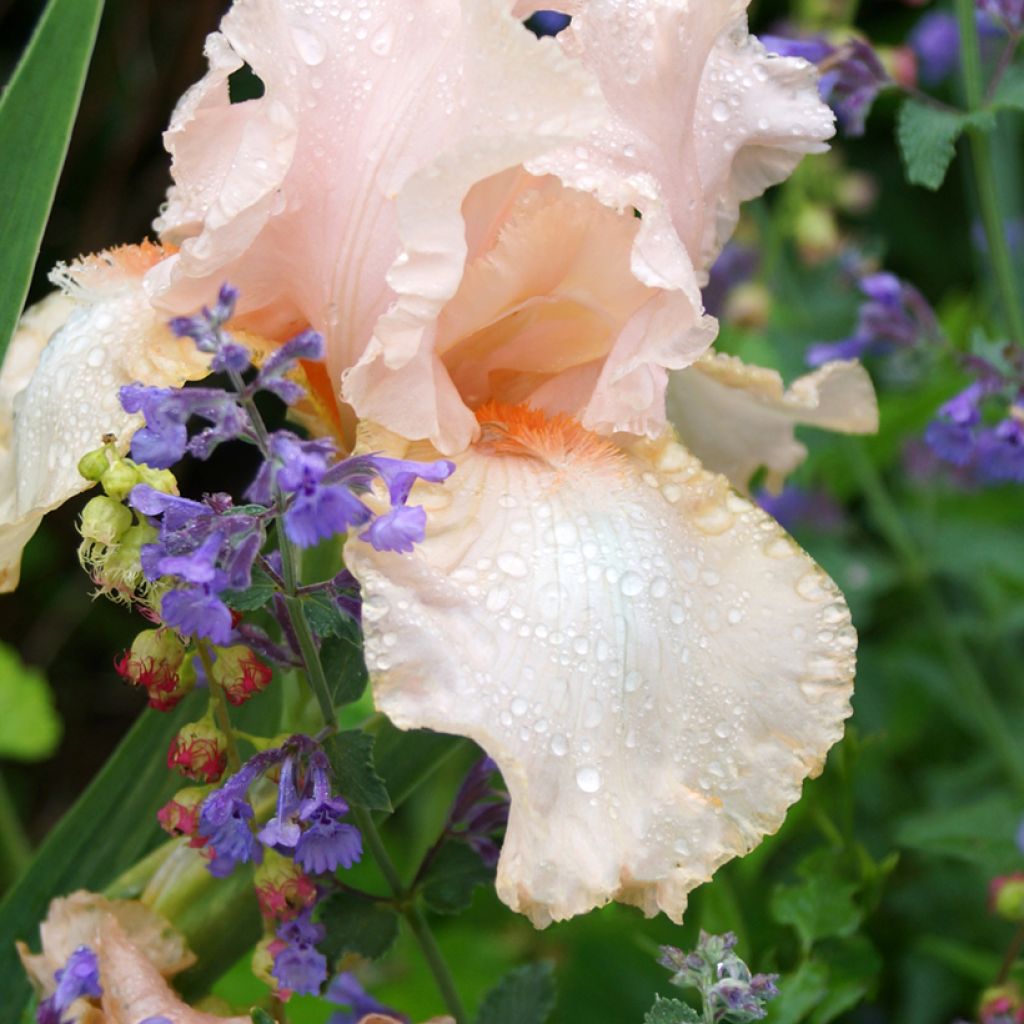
[0,0,105,363]
[768,961,830,1024]
[326,730,392,812]
[644,996,701,1024]
[317,888,400,962]
[372,720,466,811]
[771,873,862,951]
[896,100,993,190]
[993,65,1024,112]
[320,628,368,708]
[0,692,204,1014]
[222,568,276,611]
[475,962,556,1024]
[809,937,881,1024]
[0,642,61,761]
[421,841,494,916]
[302,592,349,639]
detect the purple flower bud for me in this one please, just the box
[910,12,961,85]
[53,946,102,1005]
[160,585,234,644]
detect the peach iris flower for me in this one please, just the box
[0,0,877,925]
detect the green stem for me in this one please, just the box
[0,772,31,883]
[353,807,467,1024]
[283,595,336,729]
[956,0,1024,346]
[845,440,1024,793]
[197,640,242,771]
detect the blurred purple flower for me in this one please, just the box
[755,487,844,534]
[910,13,961,84]
[807,271,939,366]
[976,416,1024,483]
[763,35,888,136]
[444,756,509,868]
[37,946,101,1024]
[702,244,759,319]
[528,10,571,36]
[327,974,409,1024]
[979,0,1024,31]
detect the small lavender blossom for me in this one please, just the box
[169,283,250,373]
[925,383,988,467]
[255,328,324,404]
[258,753,304,851]
[764,35,888,136]
[294,752,363,874]
[756,487,844,534]
[807,271,939,366]
[273,910,328,995]
[976,416,1024,483]
[444,756,510,868]
[326,973,409,1024]
[910,12,961,85]
[659,933,778,1024]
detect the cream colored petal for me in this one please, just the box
[17,890,195,998]
[97,917,247,1024]
[345,409,855,927]
[526,0,833,278]
[0,256,207,592]
[667,353,879,493]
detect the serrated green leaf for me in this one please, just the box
[0,692,204,1014]
[326,730,391,811]
[0,642,61,761]
[320,628,368,708]
[421,841,494,916]
[644,996,701,1024]
[771,873,862,951]
[475,962,556,1024]
[301,592,349,639]
[0,0,105,363]
[317,888,400,962]
[993,64,1024,112]
[896,100,992,190]
[222,568,276,611]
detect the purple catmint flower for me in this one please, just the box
[256,329,325,404]
[755,487,844,534]
[160,584,233,645]
[764,34,888,136]
[370,455,457,505]
[326,973,409,1024]
[170,283,251,373]
[37,945,102,1024]
[199,791,261,877]
[925,383,988,466]
[259,754,304,851]
[979,0,1024,31]
[294,753,363,874]
[702,243,758,319]
[807,271,939,366]
[976,416,1024,483]
[910,12,961,85]
[273,910,328,996]
[444,756,509,868]
[360,505,428,553]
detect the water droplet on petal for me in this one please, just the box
[576,767,601,793]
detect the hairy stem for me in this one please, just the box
[956,0,1024,345]
[197,640,242,771]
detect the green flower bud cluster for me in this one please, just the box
[76,444,178,608]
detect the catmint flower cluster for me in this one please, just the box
[925,342,1024,484]
[442,756,510,868]
[35,946,101,1024]
[807,270,940,367]
[659,933,779,1023]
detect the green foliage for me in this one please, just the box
[896,100,994,190]
[320,628,369,708]
[222,568,276,611]
[421,842,495,916]
[326,730,392,812]
[475,962,556,1024]
[992,65,1024,113]
[317,888,400,962]
[302,592,351,639]
[771,870,862,953]
[0,0,104,362]
[250,1010,275,1024]
[0,642,60,761]
[644,996,701,1024]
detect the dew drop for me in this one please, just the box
[497,552,528,578]
[550,734,569,756]
[576,767,601,793]
[620,571,644,597]
[711,100,731,122]
[291,26,326,65]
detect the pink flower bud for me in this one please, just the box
[254,850,318,922]
[156,785,211,844]
[167,716,228,783]
[213,645,273,707]
[114,629,192,710]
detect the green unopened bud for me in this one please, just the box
[135,463,179,494]
[78,446,112,482]
[992,874,1024,922]
[100,460,142,501]
[79,496,133,545]
[795,204,840,265]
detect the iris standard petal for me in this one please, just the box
[344,406,855,926]
[667,353,879,493]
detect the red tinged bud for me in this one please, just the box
[254,850,317,922]
[156,785,211,844]
[167,716,228,782]
[212,645,273,707]
[115,629,192,710]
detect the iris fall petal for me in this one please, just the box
[667,353,879,492]
[344,407,855,926]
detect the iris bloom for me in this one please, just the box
[1,0,877,926]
